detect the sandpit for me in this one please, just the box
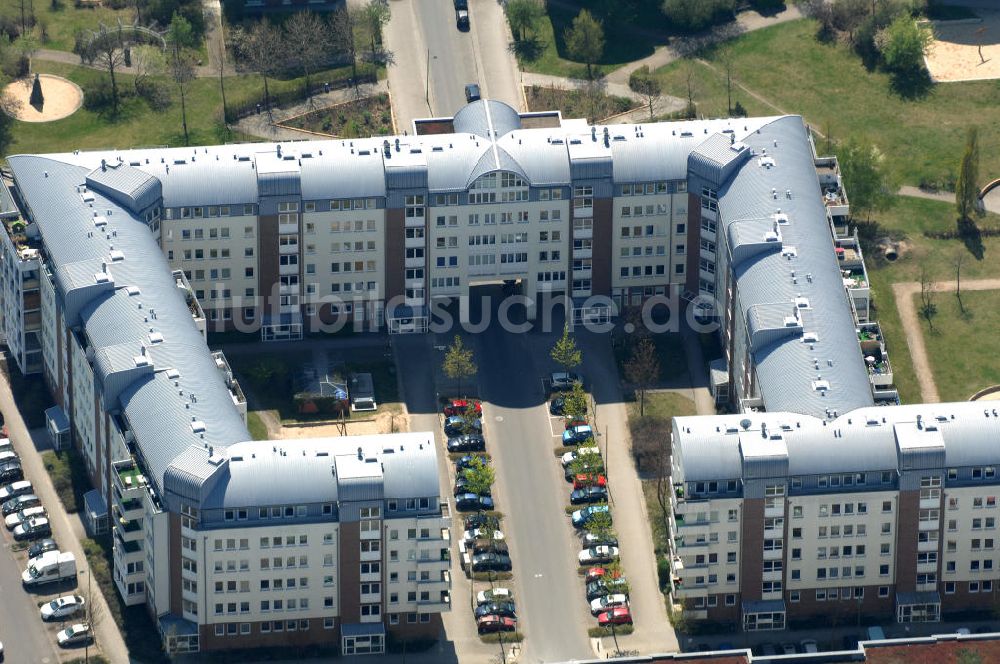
[3,74,84,122]
[925,11,1000,83]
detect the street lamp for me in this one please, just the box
[79,568,92,664]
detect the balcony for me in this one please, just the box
[573,247,592,260]
[763,570,782,582]
[917,561,937,574]
[865,347,893,389]
[278,222,299,234]
[673,581,708,599]
[918,539,938,552]
[416,594,451,613]
[857,322,887,355]
[573,226,593,240]
[918,520,939,532]
[405,236,424,249]
[114,530,142,555]
[404,256,425,269]
[279,243,299,255]
[405,215,425,228]
[763,548,783,561]
[278,263,298,276]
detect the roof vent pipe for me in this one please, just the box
[357,446,363,459]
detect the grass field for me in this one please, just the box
[919,289,1000,403]
[515,4,658,79]
[653,19,1000,186]
[10,60,365,154]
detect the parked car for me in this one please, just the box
[466,538,508,555]
[561,445,601,468]
[456,10,470,31]
[563,425,594,446]
[572,504,610,528]
[2,493,40,516]
[585,566,624,583]
[56,623,93,647]
[464,528,504,542]
[582,532,618,547]
[470,552,512,572]
[444,399,482,417]
[447,434,486,453]
[800,639,818,653]
[453,0,468,9]
[565,460,603,482]
[597,607,632,626]
[476,614,516,635]
[476,587,513,605]
[454,477,491,497]
[0,461,23,484]
[590,594,629,616]
[780,643,797,654]
[0,479,31,502]
[570,486,608,505]
[578,545,619,565]
[455,493,494,512]
[14,517,52,541]
[549,396,566,415]
[573,474,607,490]
[6,505,46,530]
[444,416,482,437]
[586,580,612,601]
[550,372,583,392]
[0,438,11,454]
[455,455,489,471]
[0,450,17,464]
[474,601,516,619]
[28,538,59,560]
[464,82,480,102]
[564,418,588,430]
[464,512,494,531]
[41,595,85,622]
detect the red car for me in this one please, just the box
[477,614,516,634]
[444,399,482,417]
[585,566,623,583]
[597,607,632,626]
[573,474,608,490]
[564,418,588,430]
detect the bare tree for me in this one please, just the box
[360,0,391,59]
[330,8,359,87]
[718,44,735,115]
[78,24,127,116]
[625,337,660,417]
[628,65,662,121]
[954,251,965,315]
[919,266,937,332]
[233,19,283,114]
[168,14,197,145]
[215,24,229,123]
[683,60,698,115]
[285,10,332,103]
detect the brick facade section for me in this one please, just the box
[199,618,338,651]
[338,521,361,623]
[895,490,920,593]
[685,192,702,297]
[257,215,279,315]
[739,498,764,601]
[384,208,405,301]
[591,198,613,297]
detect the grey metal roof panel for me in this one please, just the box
[496,134,570,186]
[485,99,522,138]
[425,140,486,191]
[85,163,161,213]
[255,152,302,197]
[610,134,688,183]
[146,156,258,208]
[301,143,388,199]
[720,116,872,419]
[689,132,751,186]
[452,101,493,139]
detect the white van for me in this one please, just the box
[867,626,886,641]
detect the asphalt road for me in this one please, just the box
[418,0,482,118]
[0,529,60,664]
[468,290,593,663]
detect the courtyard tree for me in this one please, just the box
[718,44,735,115]
[837,138,896,222]
[168,13,197,145]
[285,10,332,101]
[361,0,390,57]
[506,0,543,42]
[569,449,605,478]
[233,19,283,113]
[330,8,360,87]
[462,456,495,500]
[662,0,736,33]
[551,324,583,373]
[919,266,937,332]
[956,126,981,224]
[564,9,604,79]
[563,380,590,423]
[875,14,932,74]
[625,337,660,417]
[77,24,127,116]
[953,250,966,315]
[628,65,663,121]
[443,335,477,397]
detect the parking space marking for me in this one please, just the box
[549,416,565,439]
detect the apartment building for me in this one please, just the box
[0,152,450,655]
[666,116,998,631]
[3,102,771,358]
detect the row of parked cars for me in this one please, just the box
[1,471,94,650]
[442,399,520,637]
[550,380,635,630]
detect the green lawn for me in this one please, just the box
[655,59,775,120]
[653,19,1000,186]
[516,3,658,79]
[921,290,1000,403]
[246,411,269,440]
[32,2,137,52]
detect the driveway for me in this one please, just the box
[385,0,523,134]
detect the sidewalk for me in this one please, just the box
[0,368,130,663]
[233,79,390,141]
[521,71,687,121]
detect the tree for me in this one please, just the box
[569,450,605,478]
[443,335,477,397]
[78,24,127,116]
[625,337,660,417]
[718,45,735,115]
[956,127,981,223]
[214,24,228,123]
[551,325,582,373]
[954,250,965,315]
[628,65,662,121]
[361,0,390,57]
[919,266,937,332]
[682,60,698,116]
[831,0,868,42]
[563,9,604,79]
[233,19,283,113]
[875,14,932,73]
[662,0,736,33]
[563,380,589,423]
[585,508,615,541]
[330,8,360,87]
[837,138,896,222]
[506,0,543,42]
[285,10,332,101]
[168,13,197,145]
[462,456,495,500]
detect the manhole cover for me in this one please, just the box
[495,415,504,422]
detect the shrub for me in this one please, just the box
[135,78,172,112]
[41,449,89,513]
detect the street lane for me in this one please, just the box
[472,292,593,662]
[0,530,60,664]
[419,0,481,117]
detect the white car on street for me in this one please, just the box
[5,505,46,529]
[590,593,629,615]
[464,528,505,542]
[0,480,31,501]
[561,445,601,468]
[476,587,513,605]
[577,545,619,565]
[41,595,85,622]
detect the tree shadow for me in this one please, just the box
[889,68,934,100]
[509,37,545,62]
[959,218,985,260]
